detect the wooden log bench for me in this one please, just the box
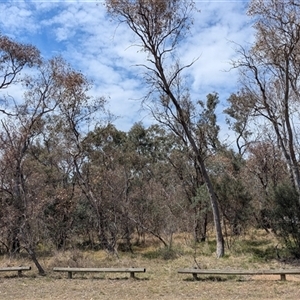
[178,268,300,281]
[0,266,31,277]
[53,267,146,279]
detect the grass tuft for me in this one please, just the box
[142,244,185,260]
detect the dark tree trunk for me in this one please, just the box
[194,212,208,243]
[25,247,46,276]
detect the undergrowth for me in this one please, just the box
[1,230,299,274]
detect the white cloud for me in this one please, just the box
[0,0,254,139]
[0,3,39,37]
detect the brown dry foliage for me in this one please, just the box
[0,35,41,89]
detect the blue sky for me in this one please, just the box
[0,0,253,143]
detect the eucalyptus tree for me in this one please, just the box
[165,131,210,243]
[0,34,40,93]
[0,34,104,271]
[0,35,43,271]
[35,130,79,251]
[225,92,255,156]
[106,0,225,257]
[81,124,137,252]
[0,56,73,274]
[231,0,300,198]
[49,62,111,251]
[245,138,289,231]
[126,123,190,248]
[210,150,253,240]
[83,122,186,250]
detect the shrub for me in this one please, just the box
[271,183,300,257]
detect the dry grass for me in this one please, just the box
[1,230,300,300]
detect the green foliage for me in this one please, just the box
[142,244,184,260]
[217,174,252,234]
[43,197,75,250]
[232,239,278,261]
[213,151,253,237]
[270,183,300,258]
[197,93,221,151]
[195,240,216,257]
